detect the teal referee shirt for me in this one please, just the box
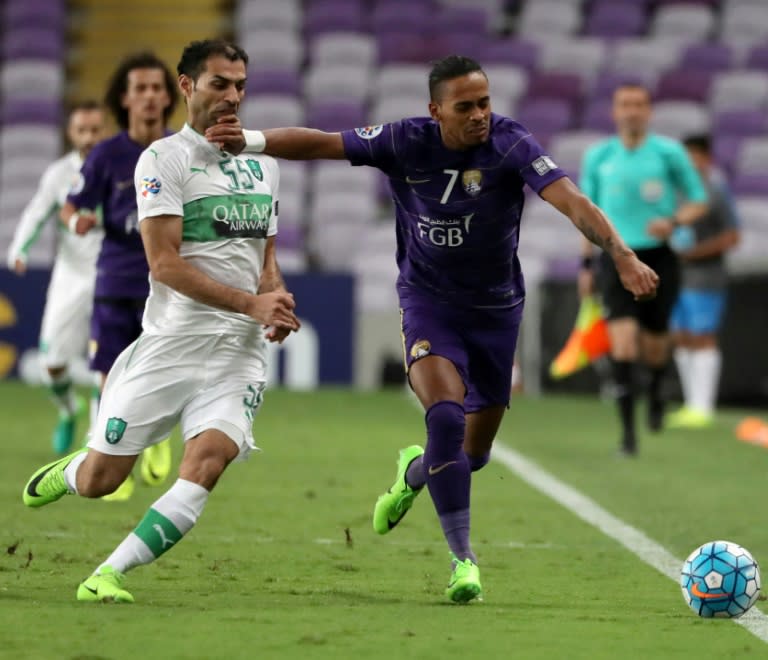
[580,133,708,250]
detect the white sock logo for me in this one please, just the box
[153,523,175,549]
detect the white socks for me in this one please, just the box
[63,452,88,493]
[97,479,209,575]
[674,348,693,406]
[689,348,721,415]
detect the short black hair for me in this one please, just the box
[428,55,486,101]
[682,133,711,154]
[177,39,248,82]
[104,52,177,130]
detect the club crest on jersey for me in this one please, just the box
[105,417,127,444]
[410,340,431,359]
[141,176,162,197]
[354,125,383,139]
[532,156,557,176]
[462,170,483,197]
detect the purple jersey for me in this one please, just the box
[68,131,168,299]
[341,114,565,307]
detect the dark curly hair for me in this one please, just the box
[177,39,248,82]
[428,55,486,101]
[104,52,178,129]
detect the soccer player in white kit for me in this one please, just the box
[6,101,105,454]
[21,40,300,603]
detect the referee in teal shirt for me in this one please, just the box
[579,83,708,456]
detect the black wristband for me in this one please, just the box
[581,255,594,269]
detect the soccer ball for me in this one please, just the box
[680,540,761,618]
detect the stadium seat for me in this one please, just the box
[239,30,303,70]
[0,60,64,100]
[737,137,768,173]
[607,39,682,86]
[651,4,716,42]
[655,69,713,103]
[2,0,66,31]
[239,94,305,128]
[376,65,430,99]
[434,6,490,34]
[745,44,768,71]
[709,70,768,112]
[310,32,376,68]
[305,100,367,131]
[526,72,583,105]
[234,0,301,34]
[245,69,302,96]
[304,0,367,35]
[721,3,768,44]
[537,39,606,82]
[515,98,573,138]
[304,64,371,102]
[1,28,65,61]
[712,109,767,137]
[548,130,609,176]
[731,173,768,196]
[477,39,540,70]
[0,99,61,126]
[584,2,647,37]
[591,72,647,100]
[650,101,710,138]
[580,99,615,132]
[0,126,60,159]
[482,65,528,109]
[679,43,735,72]
[370,95,430,124]
[517,0,581,37]
[311,161,380,198]
[713,135,745,176]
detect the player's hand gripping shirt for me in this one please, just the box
[341,114,566,308]
[7,151,102,271]
[135,123,279,337]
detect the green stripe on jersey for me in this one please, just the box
[183,193,273,242]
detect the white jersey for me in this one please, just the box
[6,151,102,271]
[135,123,279,338]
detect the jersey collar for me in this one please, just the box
[181,123,227,156]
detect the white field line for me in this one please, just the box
[492,442,768,643]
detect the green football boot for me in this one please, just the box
[22,449,84,508]
[51,396,86,454]
[139,438,172,487]
[77,565,134,603]
[372,445,424,534]
[446,555,483,604]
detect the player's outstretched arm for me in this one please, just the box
[540,177,659,300]
[204,116,346,160]
[140,214,300,331]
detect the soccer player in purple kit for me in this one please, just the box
[207,55,659,603]
[61,52,178,501]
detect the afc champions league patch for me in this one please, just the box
[532,155,557,176]
[354,125,384,140]
[410,339,431,360]
[462,169,483,197]
[141,176,162,198]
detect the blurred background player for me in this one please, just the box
[61,52,178,500]
[211,55,659,603]
[668,134,741,429]
[579,83,708,456]
[6,101,105,454]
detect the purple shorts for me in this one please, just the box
[399,288,524,412]
[89,298,145,374]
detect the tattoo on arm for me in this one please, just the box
[572,212,633,261]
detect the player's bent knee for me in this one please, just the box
[77,453,136,497]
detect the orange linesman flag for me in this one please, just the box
[549,296,611,380]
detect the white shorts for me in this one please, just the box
[39,259,94,367]
[88,333,268,460]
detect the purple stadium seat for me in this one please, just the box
[679,43,734,72]
[515,98,573,137]
[713,110,767,137]
[306,101,367,132]
[745,45,768,71]
[1,28,65,60]
[304,1,366,35]
[377,32,438,64]
[246,69,302,97]
[434,7,489,35]
[653,0,719,7]
[580,99,614,132]
[655,69,712,103]
[0,99,60,126]
[372,2,432,30]
[473,39,538,70]
[713,135,745,176]
[3,0,65,30]
[526,72,583,105]
[584,3,647,37]
[275,223,304,250]
[731,173,768,196]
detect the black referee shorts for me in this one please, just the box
[599,245,680,333]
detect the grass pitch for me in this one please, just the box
[1,382,767,659]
